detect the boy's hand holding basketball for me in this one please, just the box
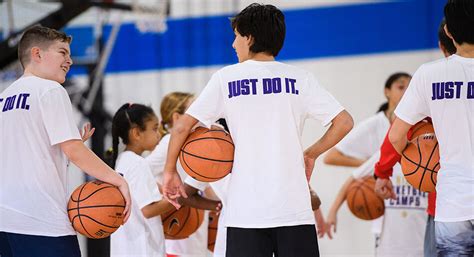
[374,178,396,200]
[117,178,132,223]
[163,169,188,209]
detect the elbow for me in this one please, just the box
[141,208,153,219]
[340,111,354,134]
[173,119,192,136]
[60,140,83,162]
[388,130,399,147]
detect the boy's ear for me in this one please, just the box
[246,35,254,48]
[30,47,41,63]
[444,24,454,41]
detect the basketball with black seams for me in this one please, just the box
[162,206,204,239]
[346,177,385,220]
[67,180,125,239]
[401,133,440,192]
[179,127,234,182]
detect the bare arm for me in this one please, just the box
[326,176,354,235]
[142,200,175,219]
[323,148,365,167]
[178,184,222,211]
[304,110,354,180]
[60,139,131,222]
[388,117,412,154]
[162,114,199,207]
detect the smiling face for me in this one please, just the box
[35,41,73,83]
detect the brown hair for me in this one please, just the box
[18,25,72,68]
[159,92,194,136]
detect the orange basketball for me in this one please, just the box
[67,180,125,239]
[346,177,385,220]
[401,134,440,192]
[410,121,434,139]
[162,206,204,239]
[208,211,220,252]
[179,127,234,182]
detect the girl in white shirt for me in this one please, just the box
[146,92,221,257]
[110,103,175,257]
[324,73,429,257]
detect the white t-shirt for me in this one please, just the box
[336,111,389,160]
[336,112,427,256]
[186,60,344,228]
[0,76,81,236]
[185,176,231,257]
[111,151,165,257]
[395,55,474,222]
[146,134,209,257]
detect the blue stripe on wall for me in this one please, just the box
[65,0,446,75]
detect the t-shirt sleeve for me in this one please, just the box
[303,73,344,126]
[39,87,81,145]
[127,161,162,209]
[186,72,225,128]
[336,116,378,159]
[395,66,430,125]
[184,176,208,192]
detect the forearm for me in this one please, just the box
[179,195,221,211]
[164,114,198,173]
[142,200,175,218]
[324,149,364,167]
[388,117,411,155]
[61,140,124,186]
[305,110,353,160]
[178,184,220,210]
[329,177,353,213]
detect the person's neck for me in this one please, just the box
[385,105,396,123]
[125,145,144,156]
[249,52,275,62]
[23,68,39,78]
[455,43,474,58]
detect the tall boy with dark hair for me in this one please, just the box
[162,3,353,257]
[0,26,131,257]
[388,0,474,255]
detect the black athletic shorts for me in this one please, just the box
[0,232,81,257]
[226,225,319,257]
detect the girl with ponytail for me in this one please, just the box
[110,103,173,257]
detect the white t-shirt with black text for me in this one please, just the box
[186,60,344,228]
[395,55,474,222]
[111,151,165,257]
[0,76,81,236]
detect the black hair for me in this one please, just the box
[438,18,457,55]
[231,3,286,57]
[110,103,155,168]
[444,0,474,45]
[377,72,411,112]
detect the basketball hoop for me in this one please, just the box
[131,0,168,33]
